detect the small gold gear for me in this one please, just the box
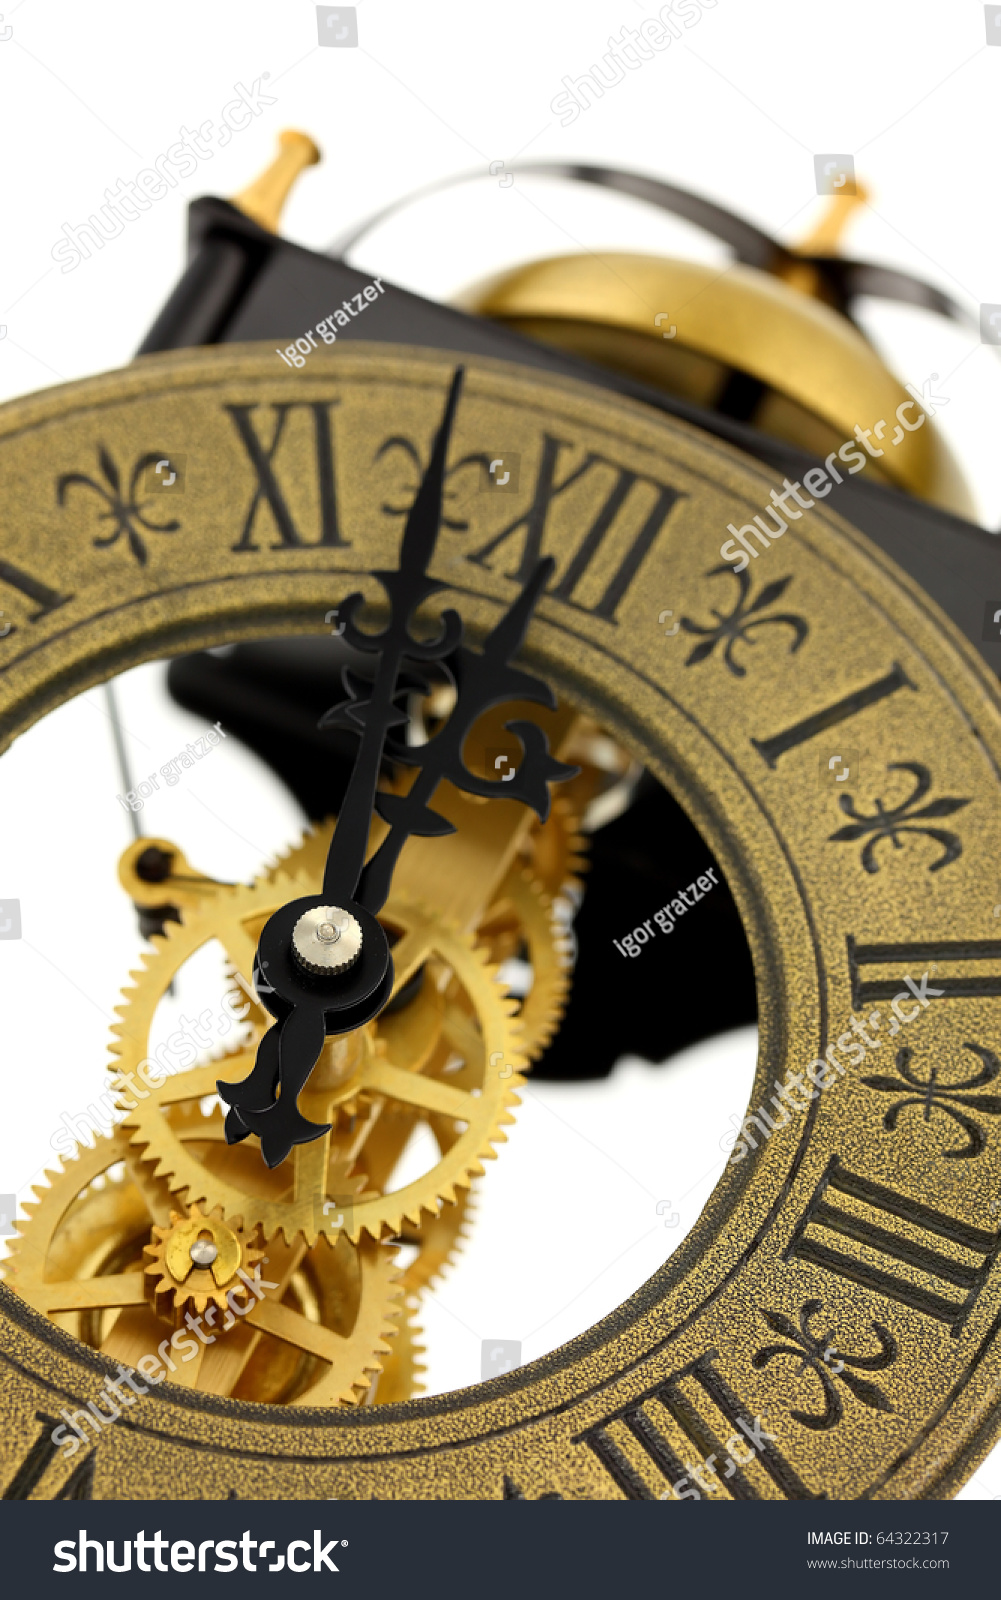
[116,873,527,1244]
[2,1131,402,1407]
[143,1204,265,1320]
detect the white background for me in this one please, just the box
[0,0,998,1500]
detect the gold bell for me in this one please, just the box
[457,187,972,518]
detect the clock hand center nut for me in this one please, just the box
[291,904,363,976]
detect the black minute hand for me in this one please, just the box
[320,366,465,905]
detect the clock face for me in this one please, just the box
[0,343,999,1502]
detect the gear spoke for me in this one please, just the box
[388,927,435,994]
[100,1305,172,1369]
[365,1057,477,1121]
[292,1124,334,1212]
[37,1271,149,1315]
[123,1054,257,1111]
[245,1296,351,1362]
[441,1003,486,1069]
[220,919,261,994]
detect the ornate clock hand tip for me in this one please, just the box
[400,366,465,577]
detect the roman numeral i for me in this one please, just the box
[0,559,73,638]
[752,664,915,768]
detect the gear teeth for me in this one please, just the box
[108,874,528,1252]
[480,867,574,1061]
[528,794,589,899]
[10,1132,405,1412]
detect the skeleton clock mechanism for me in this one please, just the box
[1,130,999,1502]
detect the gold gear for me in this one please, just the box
[116,873,526,1244]
[272,819,332,888]
[284,1234,402,1408]
[143,1204,265,1320]
[2,1131,171,1342]
[3,1131,402,1408]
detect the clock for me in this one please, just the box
[0,135,999,1503]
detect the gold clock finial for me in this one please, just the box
[794,181,871,257]
[231,129,321,233]
[772,183,871,299]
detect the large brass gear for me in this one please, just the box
[115,872,527,1245]
[2,1131,402,1407]
[398,1188,474,1297]
[372,1197,473,1402]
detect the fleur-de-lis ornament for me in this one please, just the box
[375,433,495,532]
[862,1043,1001,1159]
[752,1299,897,1431]
[828,761,970,873]
[57,447,180,565]
[680,565,808,678]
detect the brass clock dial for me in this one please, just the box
[1,343,999,1501]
